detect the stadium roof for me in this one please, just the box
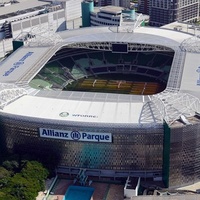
[0,26,192,84]
[0,46,50,83]
[180,52,200,98]
[58,26,191,49]
[161,21,200,36]
[0,25,200,126]
[2,95,159,125]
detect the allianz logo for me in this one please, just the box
[39,128,112,143]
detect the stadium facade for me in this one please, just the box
[0,24,200,188]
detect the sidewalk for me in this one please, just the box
[178,181,200,192]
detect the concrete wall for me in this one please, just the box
[0,38,13,58]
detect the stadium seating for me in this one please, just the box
[146,69,163,77]
[121,52,137,63]
[80,79,94,88]
[137,52,154,66]
[43,73,65,87]
[88,51,103,59]
[117,81,132,91]
[72,53,88,62]
[130,82,146,95]
[32,48,172,93]
[71,66,87,80]
[116,65,124,71]
[103,51,119,64]
[34,61,76,89]
[79,79,107,91]
[75,58,90,69]
[59,57,75,70]
[93,79,108,88]
[151,53,173,69]
[136,67,148,74]
[92,67,108,74]
[107,66,117,72]
[162,65,171,73]
[90,59,104,66]
[142,82,160,95]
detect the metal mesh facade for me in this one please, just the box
[1,114,200,187]
[169,121,200,187]
[0,114,163,173]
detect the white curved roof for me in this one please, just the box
[58,26,192,49]
[0,25,199,126]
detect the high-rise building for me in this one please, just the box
[98,0,112,6]
[149,0,199,27]
[120,0,130,8]
[138,0,150,15]
[98,0,130,8]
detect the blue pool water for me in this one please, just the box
[63,186,95,200]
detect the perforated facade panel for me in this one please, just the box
[169,122,200,187]
[31,18,40,26]
[0,114,164,172]
[12,22,21,32]
[40,16,48,24]
[22,20,31,29]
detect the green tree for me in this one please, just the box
[6,173,40,200]
[0,166,10,179]
[2,160,19,172]
[0,160,49,200]
[21,161,49,190]
[0,191,18,200]
[0,166,11,188]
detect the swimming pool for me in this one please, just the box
[63,186,95,200]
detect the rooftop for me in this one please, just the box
[2,94,158,125]
[0,25,199,126]
[161,21,200,36]
[99,6,123,14]
[0,0,52,20]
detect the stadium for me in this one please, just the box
[0,23,200,188]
